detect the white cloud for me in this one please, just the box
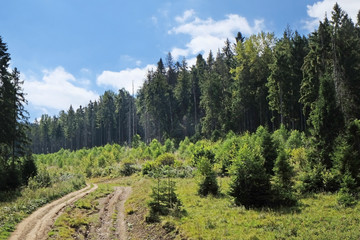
[23,66,99,114]
[169,11,264,61]
[305,0,360,31]
[96,64,156,93]
[175,9,195,23]
[171,47,190,60]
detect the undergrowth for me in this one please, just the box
[0,174,85,240]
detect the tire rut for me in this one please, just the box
[9,183,98,240]
[92,186,132,240]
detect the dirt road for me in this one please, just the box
[91,186,132,240]
[9,184,98,240]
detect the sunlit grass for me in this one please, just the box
[161,177,360,240]
[0,176,85,240]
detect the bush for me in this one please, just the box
[215,135,241,175]
[337,172,357,206]
[271,150,297,206]
[147,176,182,222]
[149,139,163,159]
[119,160,138,176]
[142,160,157,175]
[163,139,175,153]
[191,141,215,167]
[298,163,325,193]
[255,126,277,176]
[286,130,304,149]
[156,153,176,166]
[272,125,289,151]
[229,144,271,208]
[332,120,360,186]
[197,156,219,196]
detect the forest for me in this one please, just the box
[29,4,360,155]
[1,3,360,239]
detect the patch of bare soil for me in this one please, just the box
[88,186,131,240]
[9,184,98,240]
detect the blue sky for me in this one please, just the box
[1,0,360,121]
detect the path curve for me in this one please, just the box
[9,183,98,240]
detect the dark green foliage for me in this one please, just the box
[332,120,360,183]
[271,150,297,206]
[267,28,307,130]
[197,156,219,196]
[308,73,344,169]
[146,174,182,222]
[337,172,357,206]
[21,153,37,184]
[298,163,326,193]
[119,161,137,176]
[0,36,34,191]
[229,145,271,208]
[256,126,277,175]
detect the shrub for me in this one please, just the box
[215,135,241,175]
[191,141,215,167]
[149,139,163,158]
[146,175,182,223]
[142,160,157,175]
[272,124,289,151]
[229,144,271,208]
[119,160,138,176]
[332,120,360,186]
[132,134,141,148]
[337,172,357,206]
[298,163,325,193]
[286,130,304,149]
[156,153,176,166]
[255,126,277,176]
[271,150,297,206]
[197,156,219,196]
[163,139,176,153]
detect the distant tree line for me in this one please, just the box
[30,89,137,153]
[30,4,360,163]
[0,36,36,191]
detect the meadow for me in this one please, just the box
[1,126,360,239]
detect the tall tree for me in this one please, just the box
[267,28,307,130]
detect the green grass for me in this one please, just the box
[105,175,360,239]
[164,177,360,240]
[0,175,85,240]
[48,182,117,239]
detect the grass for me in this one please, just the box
[98,174,360,239]
[0,175,85,240]
[3,173,360,240]
[48,182,114,239]
[164,177,360,240]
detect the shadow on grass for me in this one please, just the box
[229,198,307,215]
[0,189,22,203]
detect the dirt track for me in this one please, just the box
[91,186,132,240]
[9,184,98,240]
